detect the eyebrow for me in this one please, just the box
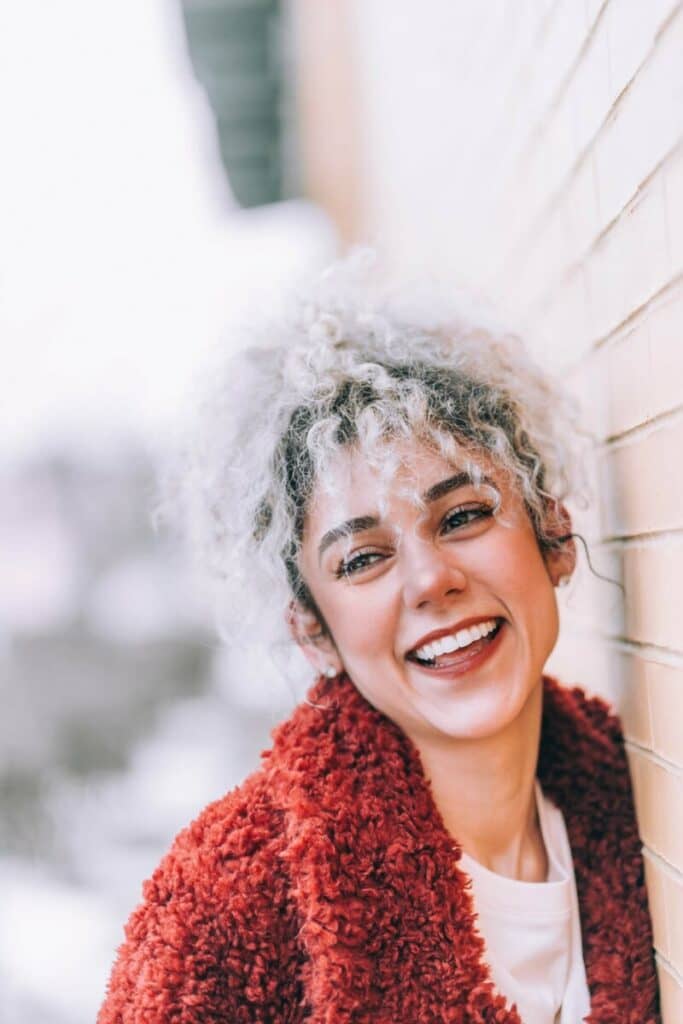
[421,471,494,503]
[318,515,379,563]
[317,472,495,563]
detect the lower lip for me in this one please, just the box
[408,620,507,680]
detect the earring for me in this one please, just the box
[323,666,337,678]
[557,574,571,588]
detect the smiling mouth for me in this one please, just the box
[406,618,504,669]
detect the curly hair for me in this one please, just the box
[163,253,586,667]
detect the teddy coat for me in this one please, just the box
[98,674,661,1023]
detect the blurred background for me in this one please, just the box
[1,2,682,1020]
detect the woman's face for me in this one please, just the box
[296,441,572,745]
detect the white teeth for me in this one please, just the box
[413,619,498,662]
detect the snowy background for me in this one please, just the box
[0,2,335,1019]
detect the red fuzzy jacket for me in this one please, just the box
[98,674,660,1023]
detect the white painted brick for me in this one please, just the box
[606,0,679,102]
[584,0,607,33]
[611,649,655,750]
[601,416,683,536]
[551,89,581,189]
[341,8,683,1011]
[523,145,561,238]
[586,174,671,341]
[504,0,540,68]
[605,3,643,101]
[616,178,670,322]
[532,264,590,369]
[658,955,683,1023]
[664,144,683,276]
[627,746,683,870]
[529,204,568,306]
[573,445,605,544]
[565,345,610,441]
[612,653,683,769]
[647,285,683,419]
[504,147,545,264]
[572,11,611,154]
[584,215,630,341]
[533,0,586,119]
[516,65,547,145]
[596,282,683,439]
[552,539,624,639]
[644,849,683,979]
[563,153,600,263]
[604,321,652,437]
[643,848,671,959]
[638,8,683,155]
[628,175,672,307]
[666,860,683,977]
[596,5,683,229]
[565,264,592,358]
[622,539,683,650]
[594,104,638,231]
[647,659,683,768]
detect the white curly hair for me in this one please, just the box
[163,252,586,669]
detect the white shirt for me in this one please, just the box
[459,780,591,1024]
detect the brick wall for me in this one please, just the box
[294,0,683,1014]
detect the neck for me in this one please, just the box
[411,678,546,881]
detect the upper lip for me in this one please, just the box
[405,615,502,657]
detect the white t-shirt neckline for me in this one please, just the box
[459,779,591,1024]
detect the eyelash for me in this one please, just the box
[334,550,382,579]
[333,503,494,579]
[440,502,494,534]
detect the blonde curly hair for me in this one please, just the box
[166,253,585,662]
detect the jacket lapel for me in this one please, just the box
[270,674,659,1023]
[537,679,660,1024]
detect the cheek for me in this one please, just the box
[502,534,559,649]
[319,579,401,660]
[486,528,556,611]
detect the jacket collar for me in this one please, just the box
[269,673,659,1023]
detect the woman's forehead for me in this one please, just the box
[308,440,500,522]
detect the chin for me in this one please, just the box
[416,674,539,741]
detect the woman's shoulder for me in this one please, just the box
[151,761,284,885]
[542,674,626,748]
[98,762,296,1023]
[539,675,633,808]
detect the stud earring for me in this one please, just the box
[557,574,571,588]
[324,666,337,678]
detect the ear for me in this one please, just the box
[542,501,577,587]
[286,599,344,678]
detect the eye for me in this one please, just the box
[334,548,385,579]
[440,503,494,534]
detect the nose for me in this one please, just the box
[401,537,468,610]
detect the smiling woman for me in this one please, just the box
[295,444,571,752]
[98,257,660,1024]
